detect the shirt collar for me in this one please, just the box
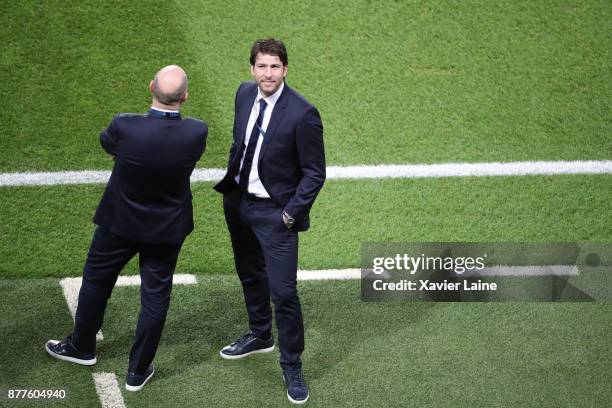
[256,81,284,109]
[150,106,180,113]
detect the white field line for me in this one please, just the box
[2,160,611,186]
[92,373,126,408]
[297,269,361,280]
[306,266,578,280]
[115,273,197,286]
[464,265,578,277]
[59,274,197,341]
[60,265,570,338]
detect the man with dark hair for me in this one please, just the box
[214,38,325,404]
[249,38,288,66]
[45,65,207,392]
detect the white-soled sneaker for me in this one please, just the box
[125,364,155,392]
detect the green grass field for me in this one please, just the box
[1,0,611,407]
[2,277,611,407]
[1,176,611,279]
[1,0,610,172]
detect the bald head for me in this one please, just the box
[150,65,188,107]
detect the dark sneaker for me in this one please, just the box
[45,335,96,366]
[125,363,155,392]
[283,368,309,404]
[219,332,274,360]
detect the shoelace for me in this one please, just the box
[286,370,305,387]
[57,334,75,351]
[233,332,256,347]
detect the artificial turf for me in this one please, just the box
[1,0,610,172]
[1,175,610,278]
[1,276,610,407]
[1,1,611,407]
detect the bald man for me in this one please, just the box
[45,65,207,392]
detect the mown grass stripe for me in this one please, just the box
[1,160,611,187]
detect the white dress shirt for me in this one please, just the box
[235,82,284,198]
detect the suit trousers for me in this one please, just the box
[72,226,183,374]
[223,187,303,370]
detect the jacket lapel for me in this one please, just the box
[257,84,289,166]
[235,84,258,146]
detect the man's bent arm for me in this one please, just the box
[100,116,118,156]
[283,106,326,221]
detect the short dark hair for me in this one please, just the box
[250,38,288,66]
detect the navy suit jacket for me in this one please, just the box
[93,111,207,243]
[214,81,325,231]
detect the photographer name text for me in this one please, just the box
[372,279,497,291]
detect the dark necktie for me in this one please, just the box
[239,99,267,191]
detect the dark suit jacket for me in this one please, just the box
[214,81,325,231]
[93,111,207,243]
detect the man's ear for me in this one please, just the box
[250,64,255,78]
[182,91,189,103]
[283,65,288,78]
[149,80,154,93]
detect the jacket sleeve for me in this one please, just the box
[100,116,119,156]
[283,106,326,221]
[195,123,208,162]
